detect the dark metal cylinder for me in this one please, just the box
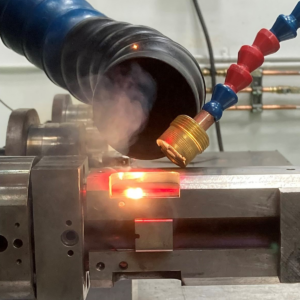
[27,123,86,156]
[52,94,93,124]
[62,19,206,159]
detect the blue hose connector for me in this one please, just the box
[203,84,238,121]
[270,2,300,42]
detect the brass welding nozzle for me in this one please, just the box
[157,115,209,168]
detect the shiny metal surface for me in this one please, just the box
[52,94,93,124]
[132,150,292,168]
[0,157,36,299]
[6,109,40,156]
[87,166,300,221]
[135,219,173,252]
[157,115,209,168]
[27,123,86,156]
[52,94,107,166]
[31,156,88,300]
[132,279,300,300]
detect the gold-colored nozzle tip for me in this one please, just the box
[157,115,209,168]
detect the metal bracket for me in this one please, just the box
[251,69,263,113]
[135,219,173,252]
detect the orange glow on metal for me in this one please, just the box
[118,201,126,208]
[109,171,180,199]
[133,44,138,50]
[124,187,144,199]
[135,219,173,223]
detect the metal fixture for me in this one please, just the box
[6,109,86,156]
[52,94,107,166]
[1,151,300,300]
[0,157,37,299]
[250,69,263,112]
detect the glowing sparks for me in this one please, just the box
[119,201,126,208]
[124,187,144,199]
[130,172,144,179]
[132,44,138,50]
[117,172,144,180]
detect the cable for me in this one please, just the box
[192,0,224,151]
[0,98,13,112]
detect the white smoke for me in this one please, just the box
[93,62,157,154]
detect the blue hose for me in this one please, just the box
[0,0,104,84]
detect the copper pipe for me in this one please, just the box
[228,105,300,111]
[206,86,300,94]
[262,70,300,76]
[203,68,300,77]
[194,110,215,131]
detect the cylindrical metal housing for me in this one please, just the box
[52,94,107,164]
[52,94,93,124]
[27,123,86,156]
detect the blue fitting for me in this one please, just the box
[0,0,104,77]
[203,84,238,121]
[270,2,300,42]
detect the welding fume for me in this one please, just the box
[1,1,300,300]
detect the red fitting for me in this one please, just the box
[253,28,280,56]
[238,45,264,73]
[225,64,253,93]
[223,29,280,93]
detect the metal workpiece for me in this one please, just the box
[131,151,292,169]
[135,219,173,252]
[52,94,93,125]
[89,249,278,288]
[85,163,300,287]
[6,109,40,156]
[6,108,87,157]
[87,166,300,221]
[52,94,108,165]
[0,157,37,299]
[31,156,88,300]
[27,123,87,156]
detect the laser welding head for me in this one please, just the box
[157,115,209,168]
[158,2,300,167]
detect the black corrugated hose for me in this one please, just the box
[192,0,224,152]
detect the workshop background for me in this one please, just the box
[0,0,300,164]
